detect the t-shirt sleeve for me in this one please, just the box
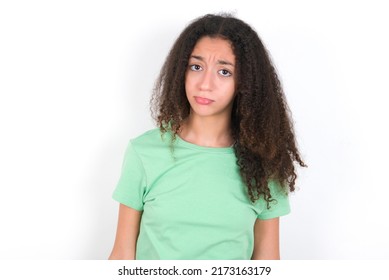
[112,141,147,211]
[257,180,291,220]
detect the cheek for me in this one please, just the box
[220,80,235,96]
[184,74,189,92]
[185,74,196,92]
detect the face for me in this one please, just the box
[185,36,236,120]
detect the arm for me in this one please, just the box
[109,203,142,260]
[251,217,280,260]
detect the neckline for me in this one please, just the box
[174,133,234,154]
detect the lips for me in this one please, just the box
[194,96,214,105]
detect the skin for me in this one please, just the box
[180,36,236,147]
[109,36,280,260]
[252,218,280,259]
[109,204,141,260]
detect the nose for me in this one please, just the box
[199,69,213,91]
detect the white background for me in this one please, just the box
[0,0,388,259]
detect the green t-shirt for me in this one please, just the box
[113,128,290,260]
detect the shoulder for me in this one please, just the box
[129,128,171,154]
[255,180,291,220]
[124,128,175,175]
[133,127,161,139]
[131,128,165,144]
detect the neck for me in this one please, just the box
[179,113,234,148]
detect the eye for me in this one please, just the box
[189,64,202,71]
[218,69,232,77]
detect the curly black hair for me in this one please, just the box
[150,13,307,208]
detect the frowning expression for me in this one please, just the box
[185,36,236,119]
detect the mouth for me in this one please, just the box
[194,96,214,105]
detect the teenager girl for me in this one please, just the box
[109,13,306,260]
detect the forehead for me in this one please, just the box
[191,36,235,60]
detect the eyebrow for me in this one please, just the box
[190,55,235,67]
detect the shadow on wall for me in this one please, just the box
[78,27,167,259]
